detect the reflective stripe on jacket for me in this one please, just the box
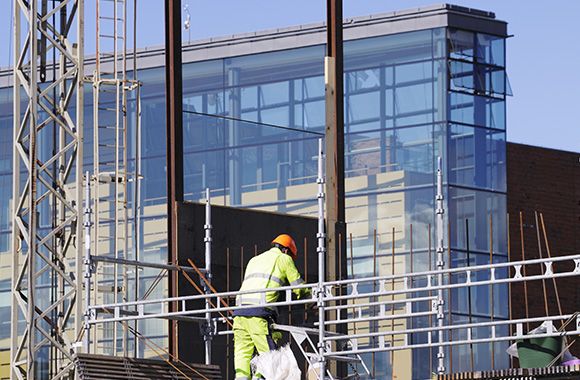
[236,247,309,308]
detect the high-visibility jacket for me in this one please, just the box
[235,247,310,316]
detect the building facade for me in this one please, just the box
[507,143,580,358]
[0,4,510,379]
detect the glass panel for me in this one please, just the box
[300,76,325,101]
[345,125,435,188]
[347,91,380,123]
[261,106,289,126]
[448,187,507,254]
[345,29,434,69]
[450,60,475,92]
[477,33,505,67]
[448,124,506,191]
[183,59,224,94]
[260,81,289,106]
[182,112,322,212]
[450,91,505,130]
[294,100,325,131]
[451,60,507,98]
[449,29,475,61]
[224,45,324,88]
[347,68,380,92]
[241,86,258,110]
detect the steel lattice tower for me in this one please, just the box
[11,1,84,379]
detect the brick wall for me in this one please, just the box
[507,142,580,355]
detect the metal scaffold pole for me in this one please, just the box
[316,138,327,379]
[204,188,213,365]
[435,157,446,374]
[83,172,93,353]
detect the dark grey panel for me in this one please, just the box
[176,201,320,377]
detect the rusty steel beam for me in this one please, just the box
[165,0,183,359]
[325,0,346,377]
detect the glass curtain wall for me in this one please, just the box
[447,28,509,374]
[0,25,508,379]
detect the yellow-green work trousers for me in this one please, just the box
[233,316,276,379]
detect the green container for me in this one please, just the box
[517,336,562,368]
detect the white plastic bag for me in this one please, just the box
[250,344,301,380]
[306,363,322,380]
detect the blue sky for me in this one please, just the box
[2,1,579,152]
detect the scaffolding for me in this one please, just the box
[82,140,580,379]
[10,2,579,379]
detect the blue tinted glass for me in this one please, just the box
[182,112,322,209]
[450,92,505,129]
[302,76,325,100]
[348,120,380,134]
[450,251,494,315]
[347,91,380,123]
[241,86,258,109]
[261,106,289,126]
[183,59,224,93]
[449,29,475,61]
[394,126,435,179]
[0,174,9,232]
[0,90,12,172]
[450,61,475,92]
[347,68,380,92]
[477,33,505,67]
[433,28,446,58]
[225,45,324,87]
[260,81,289,106]
[345,29,434,68]
[345,125,434,187]
[448,187,507,254]
[448,124,506,191]
[395,82,433,126]
[294,101,325,131]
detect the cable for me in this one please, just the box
[183,109,324,136]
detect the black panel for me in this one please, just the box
[177,201,319,378]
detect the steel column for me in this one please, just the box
[325,3,346,376]
[164,0,183,360]
[325,0,346,282]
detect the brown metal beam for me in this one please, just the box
[325,0,346,282]
[325,1,346,377]
[164,0,183,360]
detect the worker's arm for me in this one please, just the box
[281,255,311,299]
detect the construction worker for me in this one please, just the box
[233,234,311,380]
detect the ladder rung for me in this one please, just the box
[99,35,125,40]
[99,16,124,21]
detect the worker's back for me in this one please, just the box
[234,246,307,318]
[237,247,288,306]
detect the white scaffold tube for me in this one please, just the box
[204,188,213,365]
[83,172,93,353]
[436,157,446,374]
[316,138,327,379]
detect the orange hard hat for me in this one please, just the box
[272,234,298,259]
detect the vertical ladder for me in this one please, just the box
[92,0,137,357]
